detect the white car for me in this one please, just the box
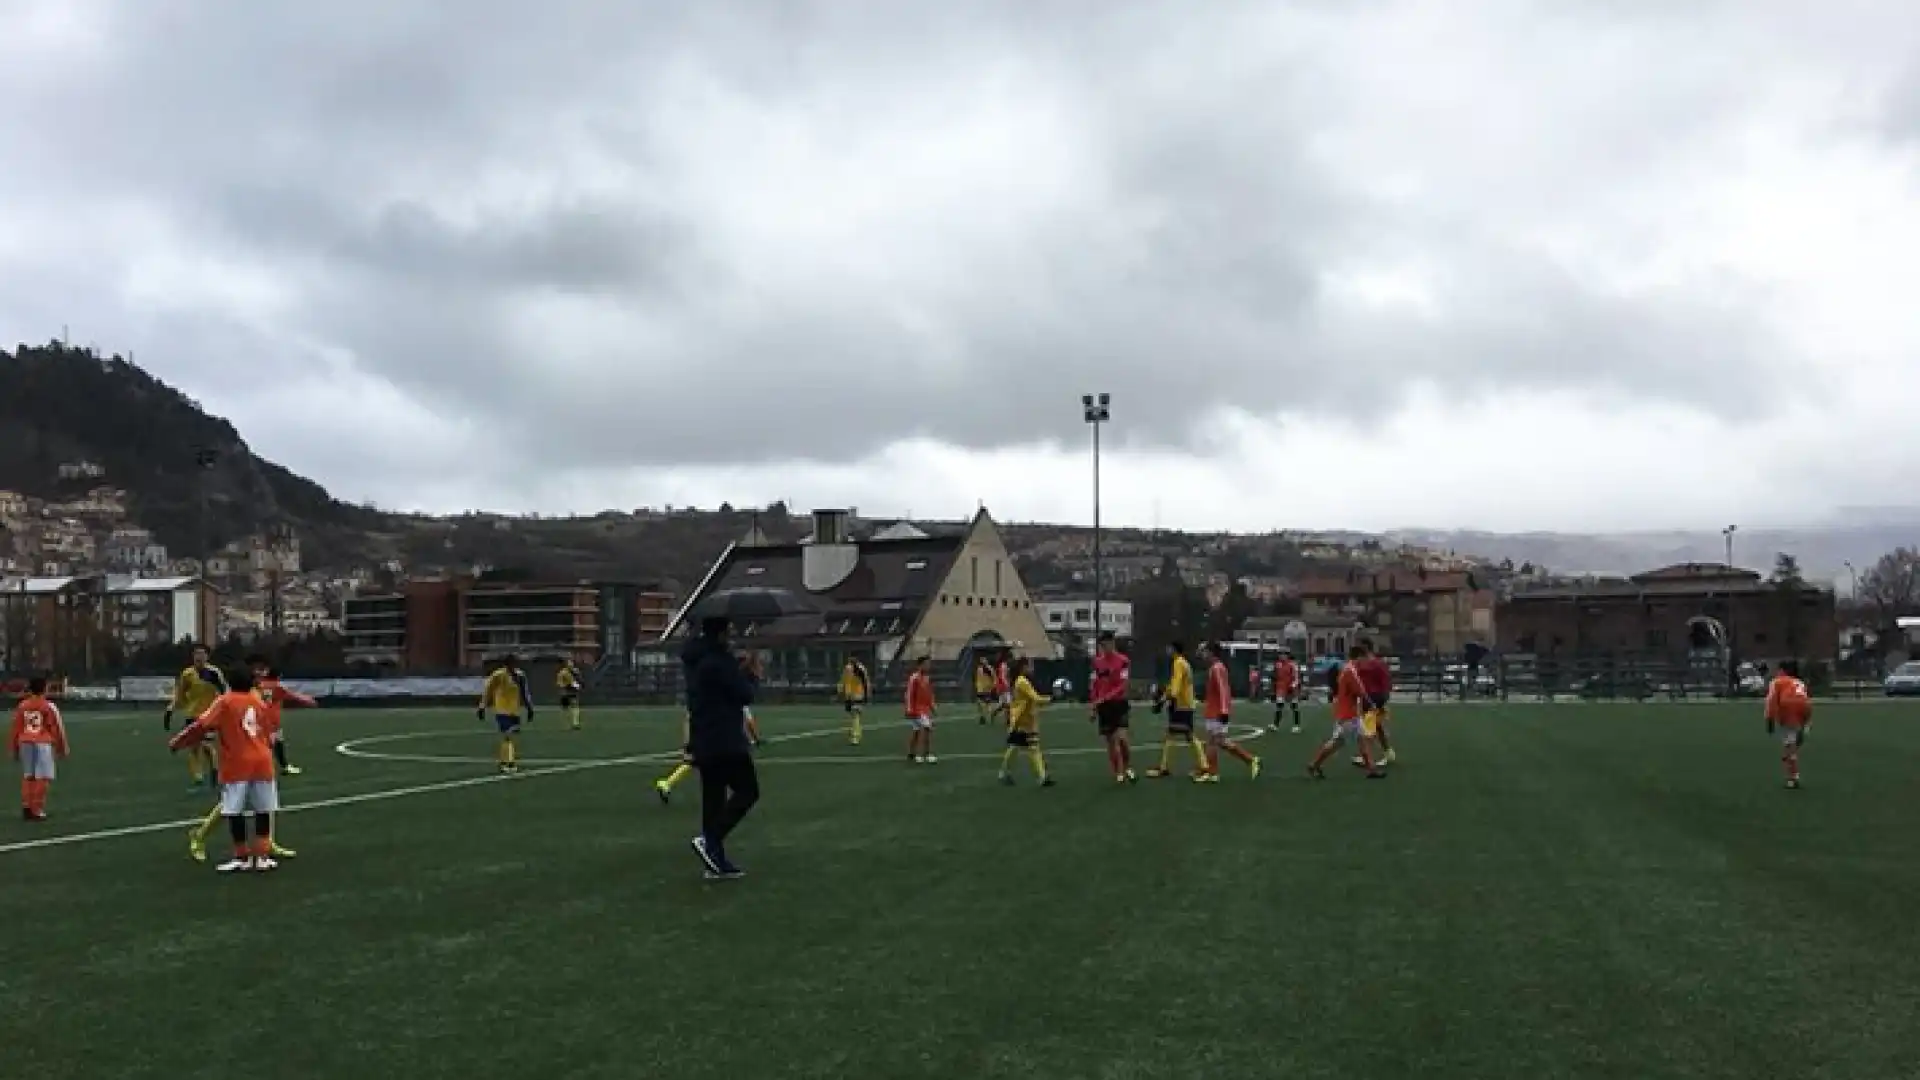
[1885,662,1920,697]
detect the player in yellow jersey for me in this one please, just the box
[477,655,534,774]
[655,713,695,803]
[973,656,996,724]
[839,656,870,746]
[162,644,226,791]
[1146,641,1210,778]
[998,657,1054,787]
[556,660,583,731]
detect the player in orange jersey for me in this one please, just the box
[1270,651,1302,733]
[1764,660,1814,790]
[11,677,69,822]
[905,655,939,764]
[252,656,316,777]
[1194,642,1260,783]
[168,668,284,873]
[1309,646,1385,780]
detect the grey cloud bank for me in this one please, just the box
[1,0,1916,526]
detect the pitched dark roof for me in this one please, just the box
[666,533,964,642]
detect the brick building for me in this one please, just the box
[1296,568,1495,658]
[1496,563,1838,661]
[0,575,218,673]
[343,577,675,671]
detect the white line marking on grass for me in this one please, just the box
[0,720,1269,857]
[0,752,660,857]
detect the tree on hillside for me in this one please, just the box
[1860,547,1920,632]
[1770,553,1809,653]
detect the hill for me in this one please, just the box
[0,341,388,567]
[0,341,806,587]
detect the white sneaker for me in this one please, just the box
[924,755,939,764]
[912,756,926,764]
[1290,726,1302,734]
[253,857,279,872]
[215,857,254,874]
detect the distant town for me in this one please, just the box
[4,454,1908,689]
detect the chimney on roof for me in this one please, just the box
[803,509,858,592]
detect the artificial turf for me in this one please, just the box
[2,699,1917,1079]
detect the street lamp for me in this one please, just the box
[1722,524,1737,569]
[1082,393,1110,642]
[1843,560,1859,601]
[1722,524,1739,693]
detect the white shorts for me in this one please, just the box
[19,743,55,780]
[1779,725,1804,748]
[219,779,280,815]
[909,714,935,731]
[742,707,754,722]
[1204,718,1232,739]
[998,692,1013,707]
[1330,719,1363,744]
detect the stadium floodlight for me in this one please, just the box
[1082,394,1111,640]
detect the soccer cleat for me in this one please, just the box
[1290,725,1302,734]
[280,765,304,777]
[1350,756,1368,768]
[999,773,1016,786]
[1250,757,1263,780]
[1365,769,1387,780]
[655,780,673,805]
[1040,777,1056,787]
[716,859,746,880]
[1786,778,1801,790]
[253,856,279,872]
[1144,768,1170,779]
[691,836,723,876]
[269,842,297,859]
[924,755,939,764]
[1383,750,1397,765]
[1308,765,1327,780]
[1192,773,1220,784]
[216,857,254,874]
[188,830,207,862]
[1126,769,1138,783]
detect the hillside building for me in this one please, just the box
[1297,568,1495,658]
[1497,563,1837,661]
[0,575,218,673]
[343,577,674,672]
[662,507,1049,682]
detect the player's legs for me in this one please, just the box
[694,754,757,876]
[848,701,864,745]
[215,783,255,871]
[977,693,991,725]
[567,696,582,731]
[1782,726,1802,786]
[20,745,52,819]
[272,731,302,776]
[494,714,520,773]
[188,802,223,861]
[744,709,762,748]
[656,758,694,803]
[248,782,281,869]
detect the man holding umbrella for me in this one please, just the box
[683,615,762,881]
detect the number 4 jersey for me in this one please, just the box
[167,691,276,783]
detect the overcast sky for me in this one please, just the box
[2,1,1916,533]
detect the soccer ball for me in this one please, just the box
[1052,677,1073,697]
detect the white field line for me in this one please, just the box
[0,719,1267,857]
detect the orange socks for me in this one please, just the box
[19,778,30,810]
[20,779,49,813]
[1224,742,1255,765]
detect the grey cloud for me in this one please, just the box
[0,0,1913,480]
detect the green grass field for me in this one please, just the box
[4,699,1919,1079]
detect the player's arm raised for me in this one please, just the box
[167,701,221,754]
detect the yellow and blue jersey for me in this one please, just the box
[556,665,581,698]
[171,665,227,718]
[481,667,532,717]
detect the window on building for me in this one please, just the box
[882,601,902,610]
[885,618,902,634]
[746,566,765,576]
[864,619,879,634]
[1074,607,1090,622]
[1047,612,1064,625]
[906,559,927,571]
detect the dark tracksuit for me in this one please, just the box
[682,637,760,857]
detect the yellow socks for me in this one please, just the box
[569,705,581,730]
[497,738,518,767]
[1028,747,1048,779]
[999,747,1017,774]
[849,709,863,743]
[663,763,692,790]
[195,805,221,841]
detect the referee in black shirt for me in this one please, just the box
[682,616,761,880]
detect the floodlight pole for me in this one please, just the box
[1082,393,1110,646]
